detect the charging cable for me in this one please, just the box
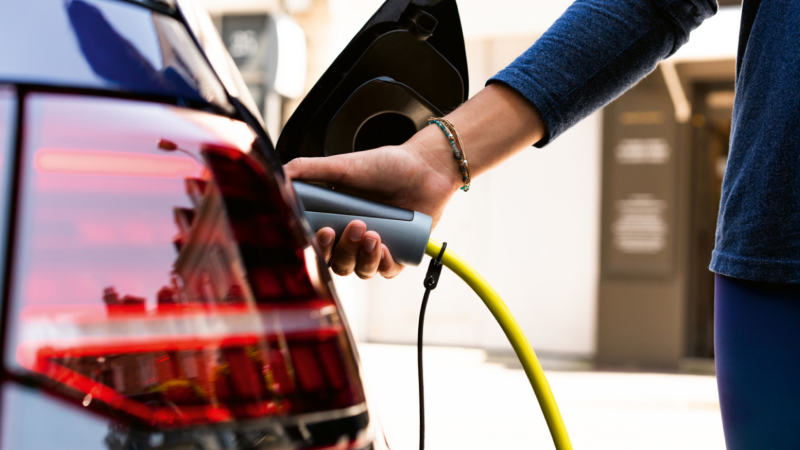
[417,242,446,450]
[290,180,571,449]
[418,239,573,450]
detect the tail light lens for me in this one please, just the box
[5,94,366,432]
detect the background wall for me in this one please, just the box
[199,0,742,363]
[324,0,602,359]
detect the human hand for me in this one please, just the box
[286,84,545,279]
[285,140,461,279]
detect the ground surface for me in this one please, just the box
[357,343,725,450]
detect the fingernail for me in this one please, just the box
[349,224,365,242]
[319,231,334,246]
[380,249,386,261]
[364,237,377,253]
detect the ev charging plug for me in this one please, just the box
[292,181,432,266]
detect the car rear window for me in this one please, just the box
[4,93,365,431]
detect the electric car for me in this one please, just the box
[0,0,468,449]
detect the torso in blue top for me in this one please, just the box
[488,0,800,283]
[711,0,800,283]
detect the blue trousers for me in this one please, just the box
[715,274,800,449]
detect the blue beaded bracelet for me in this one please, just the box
[428,118,471,192]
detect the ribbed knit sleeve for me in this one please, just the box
[488,0,717,146]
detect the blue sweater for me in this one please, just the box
[490,0,800,284]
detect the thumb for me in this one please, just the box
[284,155,353,184]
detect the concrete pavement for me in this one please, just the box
[356,343,725,450]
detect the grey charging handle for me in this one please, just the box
[292,181,432,266]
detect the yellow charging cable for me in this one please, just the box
[425,239,573,450]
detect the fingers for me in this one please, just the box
[378,244,404,279]
[329,221,366,277]
[285,155,352,185]
[315,227,335,262]
[354,231,382,279]
[323,221,402,280]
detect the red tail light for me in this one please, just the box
[7,94,365,432]
[17,305,363,428]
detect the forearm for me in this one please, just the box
[406,83,545,190]
[285,0,716,280]
[493,0,716,146]
[408,0,716,190]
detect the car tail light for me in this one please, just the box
[7,94,366,432]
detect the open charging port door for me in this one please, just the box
[276,0,469,266]
[276,0,469,161]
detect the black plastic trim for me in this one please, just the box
[302,410,370,447]
[0,86,23,431]
[114,0,179,18]
[0,86,25,376]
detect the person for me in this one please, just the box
[286,1,800,448]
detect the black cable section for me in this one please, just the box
[0,87,26,373]
[418,242,446,450]
[417,287,431,450]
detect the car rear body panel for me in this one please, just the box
[0,4,376,446]
[0,0,469,447]
[0,90,373,449]
[0,0,231,113]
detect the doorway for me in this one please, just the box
[685,81,734,359]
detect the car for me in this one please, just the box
[0,0,467,449]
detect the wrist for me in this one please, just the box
[404,123,463,194]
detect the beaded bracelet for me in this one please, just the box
[428,117,471,192]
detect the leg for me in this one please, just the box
[715,274,800,450]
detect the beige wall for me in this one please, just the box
[198,0,743,362]
[202,0,602,358]
[282,0,334,123]
[350,34,602,358]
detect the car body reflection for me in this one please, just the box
[6,94,370,449]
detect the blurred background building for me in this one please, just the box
[196,0,742,370]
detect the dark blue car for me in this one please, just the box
[0,1,468,448]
